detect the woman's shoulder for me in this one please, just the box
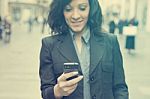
[93,29,120,48]
[93,28,116,38]
[104,32,117,39]
[96,30,117,39]
[42,34,62,43]
[41,34,64,48]
[97,31,118,45]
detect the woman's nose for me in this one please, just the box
[71,10,80,20]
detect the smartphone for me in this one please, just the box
[64,62,79,80]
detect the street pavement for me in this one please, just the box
[0,23,150,99]
[120,30,150,99]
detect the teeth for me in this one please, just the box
[71,20,83,23]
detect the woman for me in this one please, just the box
[39,0,129,99]
[125,17,139,53]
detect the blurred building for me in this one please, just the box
[0,0,150,32]
[99,0,150,32]
[0,0,51,22]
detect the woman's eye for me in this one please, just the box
[80,7,86,11]
[79,5,87,11]
[64,6,72,12]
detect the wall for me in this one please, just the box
[146,0,150,32]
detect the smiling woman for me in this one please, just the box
[39,0,129,99]
[48,0,102,34]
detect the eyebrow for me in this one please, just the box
[68,3,89,7]
[79,3,88,6]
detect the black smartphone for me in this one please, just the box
[64,62,79,80]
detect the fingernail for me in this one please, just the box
[73,72,78,75]
[79,76,83,79]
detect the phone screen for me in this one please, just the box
[64,62,79,80]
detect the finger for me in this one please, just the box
[66,76,83,86]
[63,84,77,92]
[67,86,77,94]
[59,72,78,81]
[63,84,78,96]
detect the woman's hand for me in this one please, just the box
[54,72,83,98]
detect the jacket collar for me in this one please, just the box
[57,33,82,74]
[57,33,79,62]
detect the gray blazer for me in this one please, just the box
[39,31,129,99]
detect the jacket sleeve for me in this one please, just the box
[39,38,56,99]
[112,36,129,99]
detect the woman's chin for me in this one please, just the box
[71,27,85,33]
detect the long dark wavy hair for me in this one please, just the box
[48,0,103,35]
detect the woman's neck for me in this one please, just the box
[75,26,88,38]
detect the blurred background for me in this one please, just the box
[0,0,150,99]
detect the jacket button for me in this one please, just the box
[90,76,94,81]
[92,95,96,99]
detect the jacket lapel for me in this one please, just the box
[56,32,106,75]
[57,33,82,74]
[90,33,106,74]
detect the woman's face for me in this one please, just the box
[63,0,90,33]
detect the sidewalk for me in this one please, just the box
[118,31,150,99]
[0,23,45,99]
[0,23,150,99]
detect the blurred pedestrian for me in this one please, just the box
[0,16,3,40]
[109,19,116,33]
[118,19,124,35]
[125,17,138,54]
[41,16,47,34]
[27,16,34,32]
[3,16,12,43]
[130,17,139,26]
[39,0,129,99]
[118,18,129,35]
